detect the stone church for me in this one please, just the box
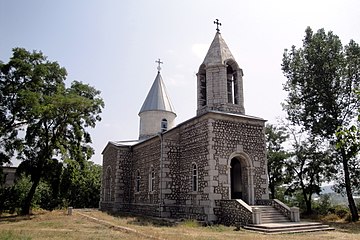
[100,25,297,227]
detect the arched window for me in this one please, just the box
[192,163,198,192]
[199,65,207,106]
[104,166,112,201]
[136,170,141,192]
[226,63,239,105]
[149,166,155,192]
[161,119,168,132]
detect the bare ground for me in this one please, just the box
[0,209,359,240]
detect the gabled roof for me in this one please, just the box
[202,32,235,66]
[139,71,176,114]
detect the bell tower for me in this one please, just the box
[197,20,245,116]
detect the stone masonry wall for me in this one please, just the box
[209,113,268,220]
[126,138,161,217]
[101,112,268,223]
[100,145,118,211]
[166,117,209,221]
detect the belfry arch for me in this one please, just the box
[228,152,255,205]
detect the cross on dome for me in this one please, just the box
[214,19,221,33]
[156,58,163,72]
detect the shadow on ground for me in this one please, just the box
[327,222,360,234]
[106,212,176,227]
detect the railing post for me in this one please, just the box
[68,207,73,216]
[290,207,300,222]
[252,207,262,224]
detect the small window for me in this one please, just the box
[149,166,155,192]
[192,163,198,192]
[104,166,112,201]
[136,170,141,192]
[161,119,168,132]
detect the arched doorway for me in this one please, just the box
[230,158,244,200]
[229,154,254,204]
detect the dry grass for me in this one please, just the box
[0,209,359,240]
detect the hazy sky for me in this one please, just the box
[1,0,360,165]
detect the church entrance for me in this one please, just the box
[230,158,243,199]
[230,157,251,203]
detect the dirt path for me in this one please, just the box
[75,210,166,240]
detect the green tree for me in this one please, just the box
[60,159,101,208]
[335,125,360,201]
[265,123,289,199]
[282,27,360,221]
[0,48,104,214]
[285,132,333,214]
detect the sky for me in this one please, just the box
[1,0,360,166]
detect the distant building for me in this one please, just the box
[1,166,17,187]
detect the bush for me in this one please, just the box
[313,194,332,215]
[334,205,349,218]
[181,219,200,228]
[321,213,341,222]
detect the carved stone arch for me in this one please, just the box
[224,59,240,71]
[228,151,255,205]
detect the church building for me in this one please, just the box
[101,23,274,226]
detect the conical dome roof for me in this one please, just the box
[139,71,176,115]
[202,32,235,66]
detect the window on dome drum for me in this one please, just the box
[227,65,239,104]
[136,170,141,192]
[104,166,112,201]
[161,119,168,132]
[149,167,155,192]
[192,163,198,192]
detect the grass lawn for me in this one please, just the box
[0,209,359,240]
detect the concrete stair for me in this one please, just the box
[244,206,334,234]
[255,205,290,223]
[243,222,335,234]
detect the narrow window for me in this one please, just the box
[161,119,168,132]
[136,170,141,192]
[227,64,239,105]
[104,166,112,201]
[192,163,198,192]
[227,66,234,104]
[149,166,155,192]
[200,73,207,106]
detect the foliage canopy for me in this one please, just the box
[0,48,104,214]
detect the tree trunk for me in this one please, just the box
[21,175,41,215]
[341,149,359,222]
[269,181,275,199]
[303,191,312,214]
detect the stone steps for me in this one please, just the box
[247,205,334,233]
[252,205,291,224]
[243,222,335,234]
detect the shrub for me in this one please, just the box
[334,205,349,218]
[181,219,200,228]
[321,213,341,222]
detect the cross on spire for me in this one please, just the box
[156,58,163,72]
[214,19,221,33]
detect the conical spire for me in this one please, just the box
[139,71,176,115]
[202,32,235,66]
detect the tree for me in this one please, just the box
[0,48,104,214]
[60,159,101,208]
[282,27,360,221]
[285,131,333,214]
[265,123,289,199]
[335,125,360,201]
